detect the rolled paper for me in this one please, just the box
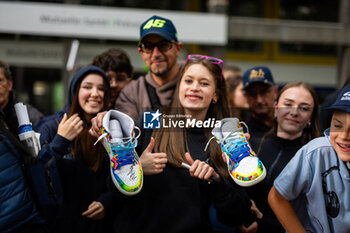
[15,102,40,157]
[14,102,30,126]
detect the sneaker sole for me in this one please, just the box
[110,164,143,196]
[230,163,266,187]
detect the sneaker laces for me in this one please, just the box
[94,126,141,146]
[110,147,136,170]
[204,121,251,168]
[222,130,251,169]
[100,126,141,170]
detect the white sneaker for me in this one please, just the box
[207,118,266,187]
[95,110,143,195]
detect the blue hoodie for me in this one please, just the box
[36,65,109,144]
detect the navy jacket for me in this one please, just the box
[0,114,43,233]
[41,134,114,233]
[37,66,114,233]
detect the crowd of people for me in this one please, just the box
[1,14,349,233]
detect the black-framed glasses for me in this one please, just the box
[322,166,340,218]
[139,40,174,53]
[186,54,224,81]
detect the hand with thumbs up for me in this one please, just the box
[140,137,168,175]
[184,152,220,181]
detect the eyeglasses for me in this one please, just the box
[186,54,224,81]
[139,40,174,53]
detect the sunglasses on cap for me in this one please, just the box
[186,54,224,81]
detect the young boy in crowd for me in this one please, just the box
[268,85,350,233]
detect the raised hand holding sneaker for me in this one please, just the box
[206,118,266,187]
[95,110,143,195]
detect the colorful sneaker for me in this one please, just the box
[95,110,143,195]
[206,118,266,187]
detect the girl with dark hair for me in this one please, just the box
[38,66,114,233]
[104,55,252,233]
[243,81,320,233]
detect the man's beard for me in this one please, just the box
[150,60,175,78]
[150,65,170,78]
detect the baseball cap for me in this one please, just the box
[243,66,275,89]
[328,85,350,114]
[139,15,178,44]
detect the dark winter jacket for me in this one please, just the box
[37,66,114,233]
[246,115,271,144]
[0,111,43,233]
[246,135,303,233]
[42,134,114,233]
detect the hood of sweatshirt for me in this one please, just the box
[63,65,110,113]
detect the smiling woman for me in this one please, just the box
[151,56,229,169]
[178,63,218,120]
[78,73,105,117]
[37,66,115,233]
[109,55,252,233]
[244,81,320,233]
[275,84,316,141]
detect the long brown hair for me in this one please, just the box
[68,72,110,172]
[258,81,320,153]
[151,59,230,178]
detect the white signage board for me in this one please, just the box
[0,40,187,72]
[0,1,227,45]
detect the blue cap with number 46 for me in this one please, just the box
[139,15,178,44]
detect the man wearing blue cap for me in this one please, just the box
[115,15,184,121]
[242,66,278,140]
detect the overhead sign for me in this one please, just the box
[0,1,227,45]
[0,40,187,71]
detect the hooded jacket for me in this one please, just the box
[37,65,109,144]
[37,66,114,233]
